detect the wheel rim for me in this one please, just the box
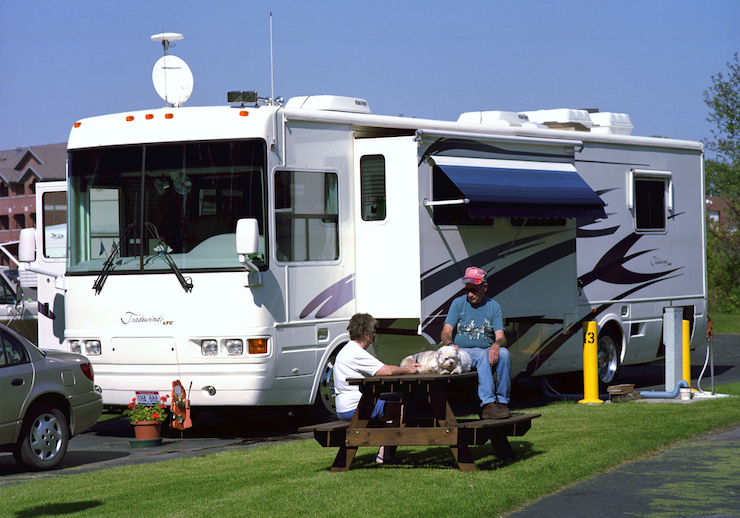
[597,335,619,384]
[29,413,64,462]
[317,357,337,415]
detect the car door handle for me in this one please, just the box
[11,378,25,386]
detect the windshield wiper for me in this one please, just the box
[93,223,134,295]
[144,222,193,293]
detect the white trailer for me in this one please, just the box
[21,88,706,414]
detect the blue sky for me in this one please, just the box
[1,1,738,154]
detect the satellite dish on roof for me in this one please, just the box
[150,32,193,107]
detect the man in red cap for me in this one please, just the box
[440,266,512,419]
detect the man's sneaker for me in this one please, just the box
[482,402,511,419]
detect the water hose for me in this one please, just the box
[639,379,687,399]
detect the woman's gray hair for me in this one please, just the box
[347,313,377,341]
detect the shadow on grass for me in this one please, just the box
[319,440,544,471]
[13,500,104,517]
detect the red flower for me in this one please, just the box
[152,412,159,420]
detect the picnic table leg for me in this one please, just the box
[330,446,358,472]
[490,429,516,460]
[450,444,477,472]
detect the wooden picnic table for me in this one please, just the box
[299,372,540,472]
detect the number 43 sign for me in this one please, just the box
[580,321,603,404]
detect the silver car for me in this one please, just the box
[0,325,102,470]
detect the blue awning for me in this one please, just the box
[431,156,606,219]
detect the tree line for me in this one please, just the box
[704,53,740,312]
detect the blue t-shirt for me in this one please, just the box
[444,295,503,348]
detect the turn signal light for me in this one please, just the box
[248,338,267,354]
[126,116,135,121]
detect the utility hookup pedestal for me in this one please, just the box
[663,308,683,392]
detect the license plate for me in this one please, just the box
[135,390,160,406]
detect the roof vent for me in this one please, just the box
[458,111,543,127]
[284,95,371,114]
[589,112,633,135]
[520,109,593,132]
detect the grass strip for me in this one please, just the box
[2,383,739,518]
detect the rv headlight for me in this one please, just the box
[248,338,268,354]
[85,340,102,356]
[225,339,243,355]
[201,339,218,356]
[69,340,82,354]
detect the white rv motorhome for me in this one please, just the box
[22,85,706,415]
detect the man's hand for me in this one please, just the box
[489,342,500,365]
[488,330,507,365]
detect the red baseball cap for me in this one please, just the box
[463,266,487,285]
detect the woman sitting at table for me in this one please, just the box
[334,312,420,464]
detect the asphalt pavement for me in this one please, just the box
[508,332,740,517]
[1,333,738,517]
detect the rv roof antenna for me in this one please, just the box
[270,13,275,104]
[152,31,182,56]
[150,32,193,108]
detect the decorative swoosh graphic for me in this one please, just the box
[299,274,354,319]
[578,233,682,287]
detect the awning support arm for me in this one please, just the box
[422,198,470,207]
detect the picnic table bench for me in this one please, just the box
[299,372,540,472]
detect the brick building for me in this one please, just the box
[706,196,737,231]
[0,143,66,266]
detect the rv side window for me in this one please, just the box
[634,178,666,232]
[275,171,339,262]
[360,155,386,221]
[42,190,67,259]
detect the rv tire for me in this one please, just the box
[312,345,343,421]
[597,327,621,385]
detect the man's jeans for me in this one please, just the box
[463,346,512,405]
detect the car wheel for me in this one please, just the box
[14,404,69,471]
[597,327,621,385]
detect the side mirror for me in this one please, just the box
[19,228,36,263]
[235,218,261,281]
[236,218,259,256]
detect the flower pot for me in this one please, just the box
[132,421,163,441]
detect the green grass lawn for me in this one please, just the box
[3,383,740,518]
[708,305,740,334]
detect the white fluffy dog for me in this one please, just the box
[400,345,473,375]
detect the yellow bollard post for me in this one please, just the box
[579,321,604,404]
[683,319,691,389]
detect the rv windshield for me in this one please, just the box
[67,140,267,275]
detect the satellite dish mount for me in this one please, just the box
[150,32,193,108]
